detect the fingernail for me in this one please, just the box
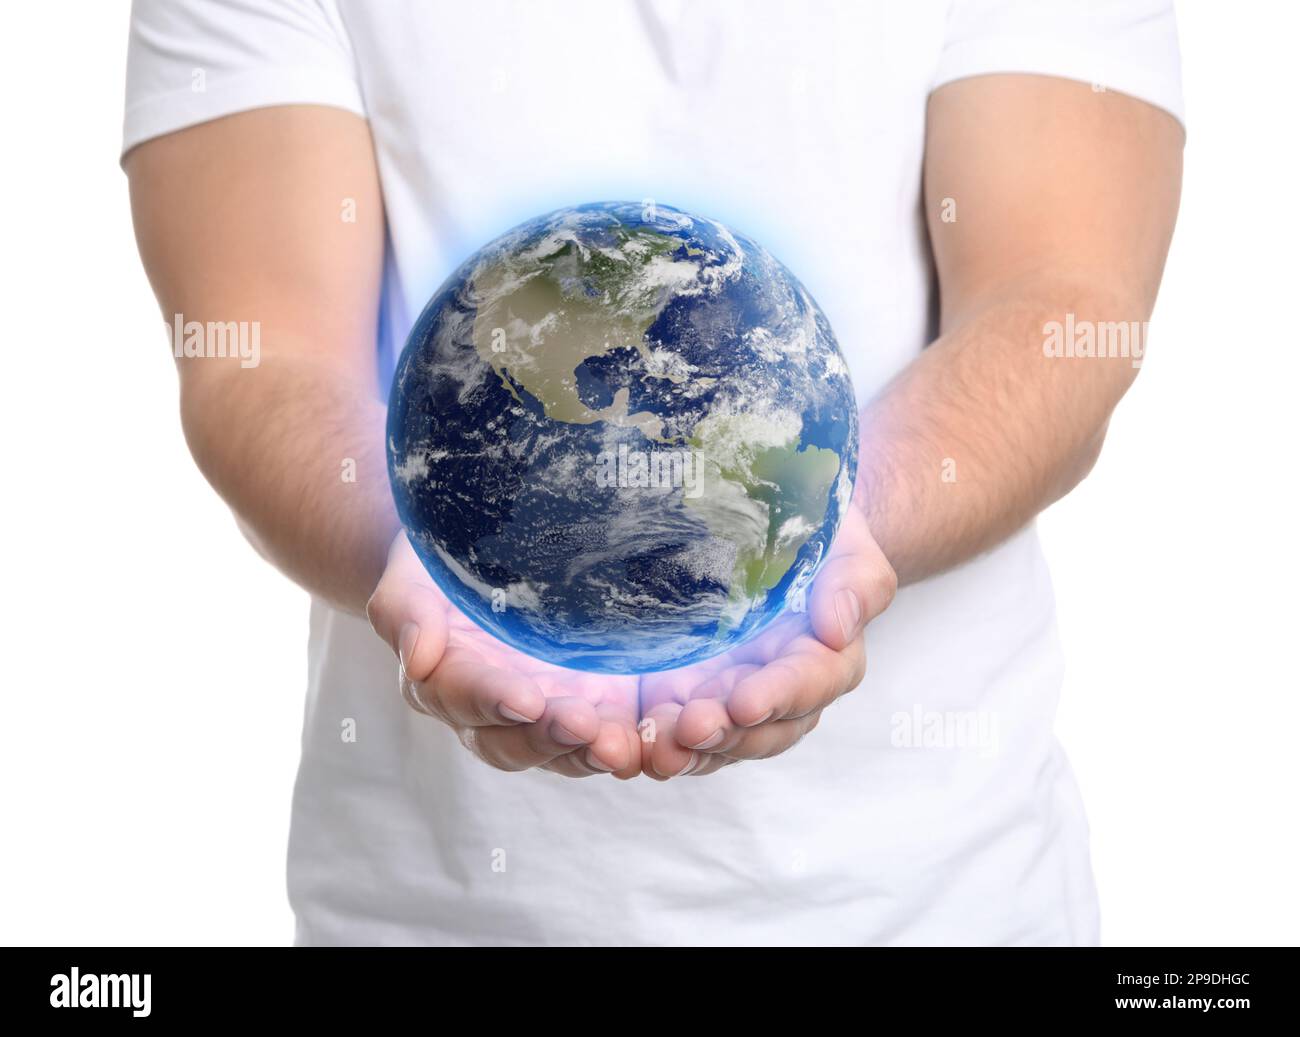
[551,722,588,746]
[835,589,863,642]
[498,704,536,724]
[398,623,420,676]
[400,676,432,717]
[742,708,775,728]
[689,729,725,750]
[673,752,700,777]
[584,750,615,772]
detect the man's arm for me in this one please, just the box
[127,106,641,776]
[649,75,1183,774]
[858,74,1183,584]
[126,105,395,615]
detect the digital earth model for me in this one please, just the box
[387,201,857,673]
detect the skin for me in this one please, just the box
[126,75,1181,781]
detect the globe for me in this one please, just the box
[387,202,857,674]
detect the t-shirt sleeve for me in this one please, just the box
[121,0,366,160]
[932,0,1184,126]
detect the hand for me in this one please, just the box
[638,505,895,778]
[367,533,641,778]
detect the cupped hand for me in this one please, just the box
[638,504,895,779]
[367,533,641,778]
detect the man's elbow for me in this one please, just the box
[175,364,264,515]
[177,370,231,485]
[1048,413,1115,506]
[1047,300,1146,502]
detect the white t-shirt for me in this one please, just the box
[124,0,1183,946]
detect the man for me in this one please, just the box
[124,0,1182,944]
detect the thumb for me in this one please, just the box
[366,532,450,682]
[809,508,897,652]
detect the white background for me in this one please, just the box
[1,2,1295,945]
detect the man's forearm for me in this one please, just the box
[180,354,397,615]
[183,283,1139,608]
[124,105,391,615]
[857,282,1143,585]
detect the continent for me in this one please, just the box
[469,222,705,442]
[686,407,840,631]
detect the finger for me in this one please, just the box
[809,511,897,652]
[614,716,644,780]
[366,533,450,682]
[593,703,642,780]
[652,699,735,776]
[540,717,634,778]
[682,751,733,777]
[585,716,635,774]
[673,696,737,752]
[712,710,824,762]
[467,696,601,772]
[540,750,606,778]
[408,644,547,727]
[642,703,708,780]
[725,637,865,726]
